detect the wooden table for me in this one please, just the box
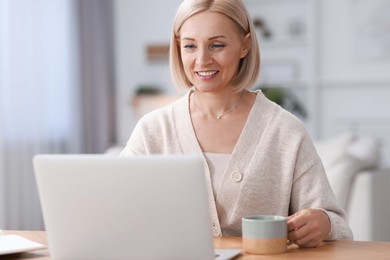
[2,230,390,259]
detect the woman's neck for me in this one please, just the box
[191,88,244,119]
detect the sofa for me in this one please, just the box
[315,132,390,241]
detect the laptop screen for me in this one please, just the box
[33,154,217,260]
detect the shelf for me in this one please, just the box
[245,0,318,136]
[259,39,308,48]
[318,79,390,88]
[256,81,308,89]
[245,0,308,5]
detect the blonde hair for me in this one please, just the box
[169,0,260,92]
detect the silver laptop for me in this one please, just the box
[33,154,241,260]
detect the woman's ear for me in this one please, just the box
[240,33,252,58]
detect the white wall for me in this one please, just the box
[319,0,390,81]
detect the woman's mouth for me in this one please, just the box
[196,70,218,79]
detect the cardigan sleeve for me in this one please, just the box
[289,134,353,241]
[119,99,186,156]
[120,111,168,156]
[120,120,148,156]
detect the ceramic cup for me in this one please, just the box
[242,215,288,254]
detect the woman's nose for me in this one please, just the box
[195,48,212,66]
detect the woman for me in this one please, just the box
[121,0,353,247]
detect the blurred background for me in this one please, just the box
[1,0,389,241]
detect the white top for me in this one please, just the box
[204,153,230,197]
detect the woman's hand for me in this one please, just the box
[287,208,331,248]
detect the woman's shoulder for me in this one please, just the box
[125,92,190,155]
[136,92,188,126]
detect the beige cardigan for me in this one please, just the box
[121,90,353,240]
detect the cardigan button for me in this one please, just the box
[231,171,243,182]
[212,223,221,236]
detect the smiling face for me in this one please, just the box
[178,11,250,93]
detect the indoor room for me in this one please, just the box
[1,0,390,258]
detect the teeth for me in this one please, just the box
[198,71,217,76]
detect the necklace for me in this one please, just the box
[192,92,242,120]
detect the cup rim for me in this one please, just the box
[242,215,287,222]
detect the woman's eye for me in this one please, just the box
[183,44,196,49]
[211,43,225,49]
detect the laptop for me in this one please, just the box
[33,154,241,260]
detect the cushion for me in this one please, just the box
[314,132,380,212]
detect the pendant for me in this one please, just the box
[217,115,222,120]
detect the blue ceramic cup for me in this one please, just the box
[242,215,288,254]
